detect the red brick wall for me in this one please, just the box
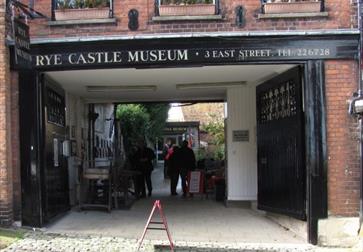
[11,72,21,221]
[28,0,358,39]
[181,103,224,126]
[325,60,360,216]
[0,2,14,226]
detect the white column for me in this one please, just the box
[226,85,257,201]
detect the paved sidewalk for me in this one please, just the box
[46,164,306,244]
[4,165,360,251]
[1,231,357,252]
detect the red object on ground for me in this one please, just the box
[137,200,174,251]
[209,175,224,188]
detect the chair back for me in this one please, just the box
[82,159,113,180]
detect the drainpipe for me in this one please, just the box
[358,0,363,229]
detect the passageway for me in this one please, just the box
[18,62,310,244]
[46,163,305,244]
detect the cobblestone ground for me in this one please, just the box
[1,231,360,252]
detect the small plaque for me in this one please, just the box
[233,130,249,142]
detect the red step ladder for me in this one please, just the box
[137,200,174,251]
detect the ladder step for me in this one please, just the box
[150,221,163,224]
[147,227,167,230]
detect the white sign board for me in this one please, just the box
[189,171,201,193]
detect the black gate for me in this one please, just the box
[256,67,306,220]
[42,83,70,222]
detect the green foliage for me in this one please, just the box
[214,144,225,160]
[201,113,225,160]
[202,114,225,146]
[0,228,25,250]
[196,148,207,161]
[56,0,108,9]
[143,104,170,141]
[116,104,149,148]
[116,103,170,151]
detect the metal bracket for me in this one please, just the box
[128,9,139,31]
[235,5,245,28]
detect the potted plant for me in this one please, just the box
[54,0,110,21]
[159,0,215,16]
[263,0,321,14]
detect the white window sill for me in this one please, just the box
[258,12,328,19]
[152,15,222,22]
[48,18,117,26]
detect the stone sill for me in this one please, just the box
[48,18,117,26]
[152,15,223,22]
[258,12,328,19]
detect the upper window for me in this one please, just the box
[261,0,323,14]
[53,0,112,21]
[157,0,217,17]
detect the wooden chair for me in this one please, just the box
[79,159,113,212]
[112,162,141,209]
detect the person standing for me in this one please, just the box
[178,140,196,197]
[168,145,180,196]
[128,145,142,199]
[135,140,156,197]
[162,139,172,179]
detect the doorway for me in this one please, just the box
[18,63,326,244]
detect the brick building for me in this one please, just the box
[181,103,224,126]
[0,0,361,247]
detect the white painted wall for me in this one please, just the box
[66,93,87,206]
[65,92,88,158]
[65,94,115,205]
[226,85,257,201]
[94,104,114,166]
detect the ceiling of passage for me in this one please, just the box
[45,64,296,103]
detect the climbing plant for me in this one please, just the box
[201,113,225,160]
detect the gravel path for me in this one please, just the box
[2,231,359,252]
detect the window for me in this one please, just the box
[261,0,323,14]
[156,0,218,17]
[53,0,112,21]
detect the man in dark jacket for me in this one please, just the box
[168,145,180,196]
[134,140,155,197]
[177,140,196,197]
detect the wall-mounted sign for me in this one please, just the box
[163,122,200,135]
[28,36,358,71]
[233,130,249,142]
[33,47,335,69]
[164,126,189,134]
[12,18,31,69]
